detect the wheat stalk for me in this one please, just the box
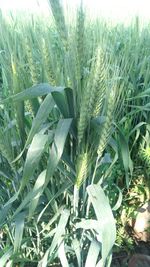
[0,129,13,166]
[75,152,88,189]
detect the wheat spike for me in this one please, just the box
[42,38,56,85]
[78,84,91,144]
[97,86,116,158]
[88,47,107,117]
[78,47,107,144]
[76,3,85,86]
[49,0,68,48]
[25,39,39,85]
[25,38,40,116]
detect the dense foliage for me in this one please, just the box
[0,1,150,266]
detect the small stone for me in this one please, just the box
[133,201,150,242]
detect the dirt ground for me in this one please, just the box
[111,241,150,266]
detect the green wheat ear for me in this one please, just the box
[75,152,88,189]
[49,0,68,49]
[76,2,85,91]
[24,38,40,116]
[97,84,117,159]
[96,63,124,159]
[25,39,39,85]
[88,47,107,118]
[42,38,56,86]
[77,87,90,144]
[78,46,107,144]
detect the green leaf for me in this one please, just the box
[37,180,72,222]
[127,87,150,100]
[72,238,81,267]
[39,209,70,264]
[49,209,70,257]
[26,94,55,146]
[20,133,48,192]
[28,170,46,219]
[58,242,69,267]
[13,94,55,162]
[0,193,19,226]
[14,212,25,252]
[45,118,72,185]
[52,91,69,118]
[2,83,64,103]
[15,101,26,147]
[104,138,118,178]
[0,203,12,226]
[117,126,132,188]
[64,87,75,118]
[85,240,101,267]
[129,122,146,137]
[52,87,74,118]
[13,186,44,217]
[37,249,49,267]
[87,184,116,267]
[76,219,100,231]
[0,248,13,267]
[112,185,123,211]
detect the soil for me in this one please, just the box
[111,241,150,267]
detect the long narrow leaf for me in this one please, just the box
[28,170,46,219]
[45,118,72,184]
[2,83,64,103]
[14,212,25,252]
[58,241,69,267]
[0,248,13,267]
[87,184,116,267]
[20,133,48,192]
[85,240,101,267]
[26,94,55,146]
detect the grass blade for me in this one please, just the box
[2,83,64,103]
[87,184,116,266]
[45,118,72,184]
[14,212,25,252]
[85,240,101,267]
[20,133,48,192]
